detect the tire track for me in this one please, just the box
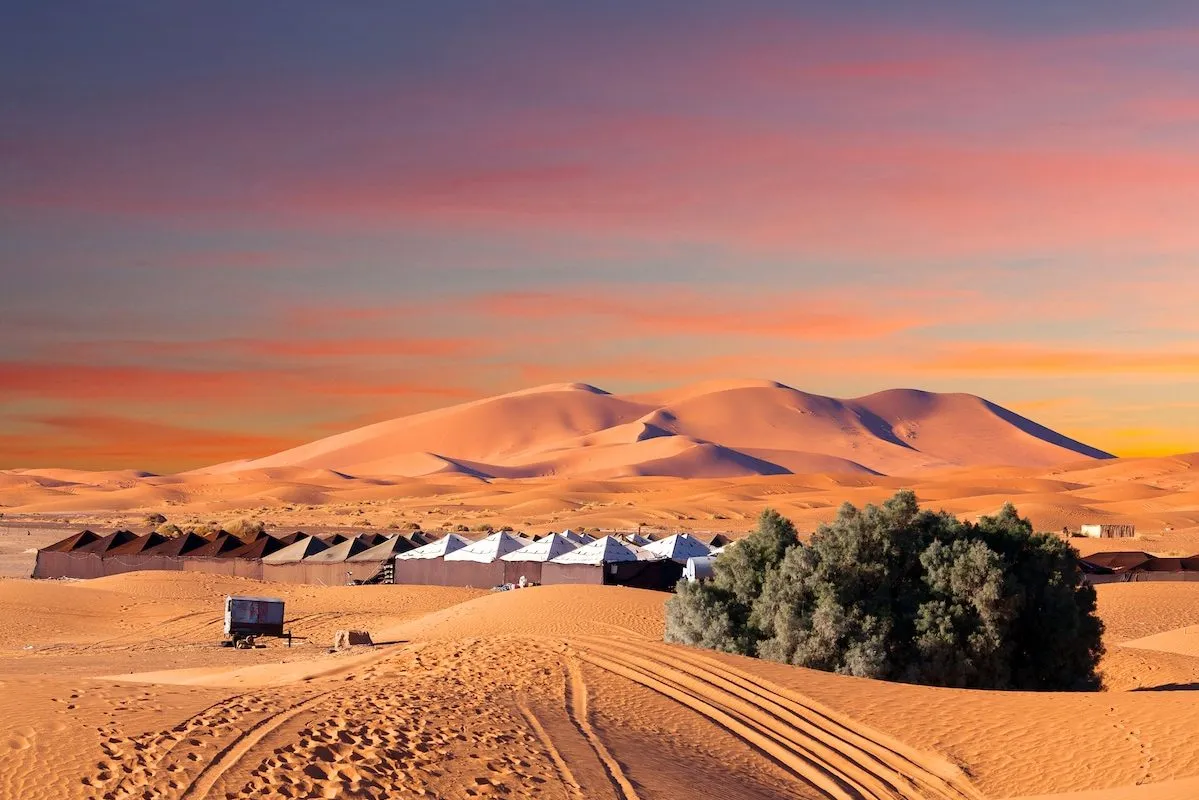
[178,689,334,800]
[574,637,984,800]
[518,704,586,800]
[563,657,642,800]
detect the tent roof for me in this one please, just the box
[642,533,712,562]
[445,531,527,562]
[302,536,371,563]
[261,535,330,564]
[187,532,246,558]
[106,532,169,556]
[705,533,733,548]
[620,533,651,547]
[550,535,653,565]
[276,531,307,545]
[76,530,139,554]
[502,533,579,562]
[40,529,100,553]
[1083,551,1153,570]
[226,534,288,560]
[406,531,431,546]
[396,533,470,560]
[144,531,211,557]
[347,535,415,562]
[561,529,596,546]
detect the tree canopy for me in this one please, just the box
[665,491,1104,691]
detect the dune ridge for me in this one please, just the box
[199,381,1113,480]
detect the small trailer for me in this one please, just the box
[223,595,291,649]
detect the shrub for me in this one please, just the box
[665,491,1103,691]
[155,522,182,537]
[225,518,266,539]
[143,512,168,528]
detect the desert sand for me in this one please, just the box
[1,382,1197,556]
[2,572,1199,799]
[4,380,1199,798]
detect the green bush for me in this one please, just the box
[665,492,1103,691]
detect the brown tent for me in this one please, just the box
[705,533,733,548]
[226,535,288,560]
[406,531,431,546]
[187,532,244,558]
[276,531,307,545]
[1139,557,1187,573]
[1082,551,1152,571]
[75,530,139,555]
[40,530,100,552]
[144,532,211,557]
[106,532,169,556]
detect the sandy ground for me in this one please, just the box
[2,452,1198,558]
[2,573,1198,800]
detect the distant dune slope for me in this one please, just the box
[202,380,1114,479]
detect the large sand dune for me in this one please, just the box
[200,381,1114,479]
[3,573,1199,799]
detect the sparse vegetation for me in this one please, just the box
[224,518,266,539]
[665,491,1104,691]
[143,512,168,528]
[155,522,182,537]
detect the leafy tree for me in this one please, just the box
[664,492,1104,691]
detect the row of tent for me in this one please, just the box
[1079,550,1199,583]
[32,526,730,589]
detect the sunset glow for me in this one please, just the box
[3,3,1199,471]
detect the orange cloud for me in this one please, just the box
[922,346,1199,376]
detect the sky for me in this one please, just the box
[2,2,1199,472]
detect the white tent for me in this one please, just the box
[444,531,527,563]
[502,533,578,562]
[549,535,656,565]
[684,556,718,582]
[396,533,470,560]
[642,533,712,563]
[561,529,595,546]
[620,533,652,547]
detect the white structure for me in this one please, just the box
[621,533,652,547]
[549,535,656,565]
[561,529,595,545]
[502,533,578,562]
[396,533,470,560]
[642,533,711,563]
[684,556,717,582]
[1079,523,1136,539]
[444,531,527,563]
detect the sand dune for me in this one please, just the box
[3,573,1199,799]
[196,381,1114,480]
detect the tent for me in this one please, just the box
[40,530,100,553]
[144,531,210,557]
[188,532,246,558]
[347,535,414,562]
[550,536,652,565]
[301,536,372,563]
[641,533,711,563]
[226,535,288,560]
[406,531,432,546]
[502,533,578,562]
[445,531,527,563]
[396,533,470,560]
[76,530,139,555]
[561,529,596,546]
[276,531,308,545]
[104,532,168,556]
[619,533,652,547]
[1082,551,1153,571]
[262,535,330,564]
[705,533,733,548]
